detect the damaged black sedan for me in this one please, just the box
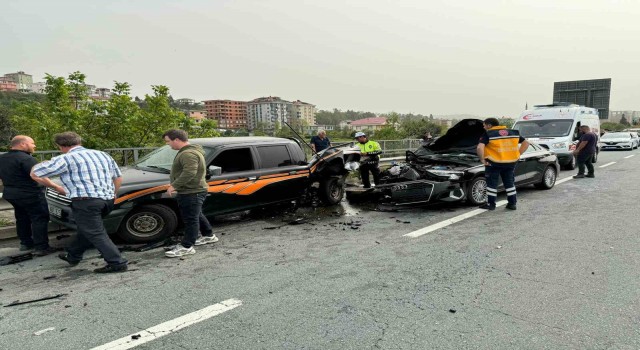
[346,119,560,206]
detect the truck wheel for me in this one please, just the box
[563,156,576,170]
[117,204,178,243]
[534,166,557,190]
[319,177,344,205]
[466,176,487,205]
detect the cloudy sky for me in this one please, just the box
[3,0,639,117]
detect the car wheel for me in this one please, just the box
[466,176,487,205]
[319,177,344,205]
[117,204,178,243]
[563,156,576,170]
[535,166,557,190]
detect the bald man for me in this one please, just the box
[0,136,57,256]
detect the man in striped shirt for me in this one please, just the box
[31,132,128,273]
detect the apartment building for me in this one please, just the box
[247,96,292,131]
[4,71,33,92]
[0,77,18,92]
[203,99,248,129]
[348,117,388,131]
[290,100,316,126]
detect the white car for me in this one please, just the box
[600,132,638,150]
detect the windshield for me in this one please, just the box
[513,120,574,137]
[134,145,214,172]
[601,133,630,139]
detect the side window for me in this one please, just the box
[211,148,254,173]
[257,145,293,168]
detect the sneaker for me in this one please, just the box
[94,264,128,273]
[194,234,219,246]
[19,244,34,252]
[479,203,495,211]
[573,174,585,179]
[58,253,80,266]
[505,203,517,210]
[165,244,195,258]
[33,247,58,257]
[586,174,595,178]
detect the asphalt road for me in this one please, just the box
[1,149,639,349]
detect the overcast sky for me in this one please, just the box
[3,0,639,117]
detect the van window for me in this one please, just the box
[513,120,573,137]
[257,145,293,168]
[211,148,254,173]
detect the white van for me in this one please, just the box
[512,103,601,170]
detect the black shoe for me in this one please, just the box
[58,253,80,266]
[586,174,595,178]
[479,203,495,211]
[506,204,517,210]
[573,174,585,179]
[94,264,128,273]
[19,244,34,252]
[33,247,58,257]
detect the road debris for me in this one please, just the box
[43,275,57,280]
[4,294,68,307]
[449,308,457,313]
[120,238,176,252]
[264,218,308,230]
[0,252,34,266]
[33,327,55,336]
[131,334,141,340]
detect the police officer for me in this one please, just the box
[355,132,382,188]
[476,118,529,211]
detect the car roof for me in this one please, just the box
[190,136,296,147]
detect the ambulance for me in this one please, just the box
[512,103,601,170]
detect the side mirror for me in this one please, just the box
[208,165,221,177]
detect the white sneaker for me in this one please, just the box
[165,244,195,258]
[194,234,219,246]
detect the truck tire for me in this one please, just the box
[117,204,178,243]
[466,176,487,205]
[319,177,344,205]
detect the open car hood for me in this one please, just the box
[426,119,485,153]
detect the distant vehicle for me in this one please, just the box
[346,119,560,206]
[600,132,638,150]
[512,103,601,169]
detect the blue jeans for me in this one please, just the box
[485,163,517,206]
[176,192,213,248]
[6,192,50,250]
[67,198,127,266]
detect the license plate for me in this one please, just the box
[49,206,62,218]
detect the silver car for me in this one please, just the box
[600,132,638,150]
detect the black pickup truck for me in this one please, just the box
[45,137,348,243]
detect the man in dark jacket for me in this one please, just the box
[0,136,59,255]
[572,125,597,179]
[162,129,217,258]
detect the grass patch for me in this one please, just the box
[0,218,14,227]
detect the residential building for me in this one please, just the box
[0,77,18,92]
[85,84,97,96]
[609,110,640,124]
[247,96,292,131]
[30,82,46,94]
[304,125,336,134]
[433,119,453,128]
[94,88,111,99]
[175,98,196,105]
[203,99,248,129]
[4,71,33,92]
[289,100,316,126]
[348,117,387,131]
[189,111,207,123]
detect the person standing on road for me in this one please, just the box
[572,125,597,179]
[476,118,529,211]
[0,136,59,256]
[310,130,331,152]
[162,129,217,258]
[355,132,382,189]
[30,132,128,273]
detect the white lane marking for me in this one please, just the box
[624,155,635,159]
[555,176,573,185]
[405,200,508,238]
[599,161,616,168]
[91,299,242,350]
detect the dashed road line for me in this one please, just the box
[599,161,616,168]
[624,154,635,159]
[555,176,573,185]
[91,298,242,350]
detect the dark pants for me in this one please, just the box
[176,192,213,248]
[577,153,595,175]
[485,163,517,207]
[6,192,50,250]
[66,198,127,267]
[359,163,381,188]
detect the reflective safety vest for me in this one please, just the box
[357,140,382,164]
[484,126,521,163]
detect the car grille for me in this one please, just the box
[390,182,434,204]
[46,188,71,205]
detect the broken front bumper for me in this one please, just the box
[346,180,464,205]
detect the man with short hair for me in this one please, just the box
[572,125,597,179]
[310,130,331,152]
[162,129,217,258]
[355,132,382,188]
[0,136,58,255]
[31,132,128,273]
[476,118,529,211]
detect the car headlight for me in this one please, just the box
[427,170,464,180]
[552,142,568,149]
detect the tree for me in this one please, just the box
[600,122,625,132]
[620,115,630,126]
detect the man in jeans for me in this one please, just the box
[31,132,128,273]
[163,129,217,258]
[0,135,60,255]
[572,125,597,179]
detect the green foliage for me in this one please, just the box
[6,72,219,150]
[601,122,626,132]
[620,116,630,126]
[499,118,515,128]
[400,119,445,139]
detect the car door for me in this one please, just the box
[252,143,309,206]
[514,144,543,184]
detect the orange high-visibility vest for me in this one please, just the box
[483,126,521,163]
